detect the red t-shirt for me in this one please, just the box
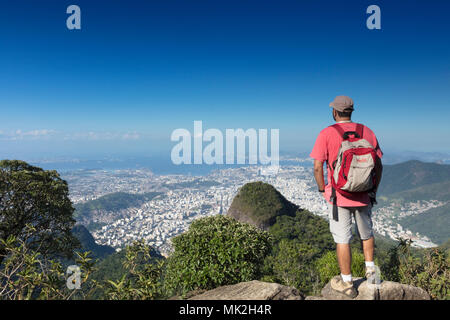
[310,121,383,207]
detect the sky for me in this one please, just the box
[0,0,449,159]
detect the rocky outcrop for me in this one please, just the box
[317,276,430,300]
[186,280,304,300]
[176,277,430,300]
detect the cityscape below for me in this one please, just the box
[56,156,439,255]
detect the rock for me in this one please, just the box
[365,281,430,300]
[168,289,207,300]
[304,296,326,300]
[187,280,304,300]
[171,277,430,301]
[321,276,430,300]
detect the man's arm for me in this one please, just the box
[373,157,383,193]
[313,160,325,191]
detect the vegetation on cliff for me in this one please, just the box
[227,181,297,229]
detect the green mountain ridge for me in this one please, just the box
[378,160,450,196]
[399,202,450,244]
[74,191,163,226]
[72,225,115,259]
[381,180,450,203]
[377,160,450,244]
[227,181,298,230]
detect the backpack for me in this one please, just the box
[327,123,377,221]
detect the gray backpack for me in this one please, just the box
[328,124,377,221]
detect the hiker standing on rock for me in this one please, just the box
[310,95,383,298]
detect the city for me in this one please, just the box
[62,160,440,254]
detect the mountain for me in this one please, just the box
[227,181,297,230]
[384,180,450,203]
[74,191,163,229]
[72,225,115,259]
[399,202,450,244]
[378,160,450,196]
[375,160,450,245]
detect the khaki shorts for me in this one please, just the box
[327,204,374,244]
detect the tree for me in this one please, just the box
[0,225,95,300]
[0,160,79,264]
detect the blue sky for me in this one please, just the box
[0,0,449,159]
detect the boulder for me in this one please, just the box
[187,280,304,300]
[318,276,430,300]
[171,278,431,301]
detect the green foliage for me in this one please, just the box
[72,225,115,259]
[261,210,336,295]
[164,215,272,295]
[269,209,335,255]
[381,239,450,300]
[228,182,297,228]
[316,250,366,285]
[440,239,450,256]
[90,250,127,288]
[0,225,95,300]
[101,240,164,300]
[74,191,162,220]
[262,239,321,294]
[0,231,164,300]
[0,160,79,262]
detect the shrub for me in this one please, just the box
[0,225,95,300]
[381,239,449,300]
[102,240,164,300]
[267,239,321,294]
[164,215,272,295]
[315,249,367,285]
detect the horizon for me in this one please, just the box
[1,0,450,159]
[4,149,449,177]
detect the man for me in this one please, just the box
[310,95,383,298]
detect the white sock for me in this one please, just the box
[365,261,375,267]
[341,273,352,282]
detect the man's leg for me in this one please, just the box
[329,206,357,297]
[361,236,374,262]
[354,206,375,261]
[329,205,353,278]
[336,243,352,275]
[354,206,376,281]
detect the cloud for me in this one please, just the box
[0,129,58,140]
[122,132,140,140]
[66,131,141,141]
[0,130,142,141]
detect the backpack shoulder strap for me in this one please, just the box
[327,124,345,172]
[330,123,345,138]
[332,123,365,140]
[355,123,364,138]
